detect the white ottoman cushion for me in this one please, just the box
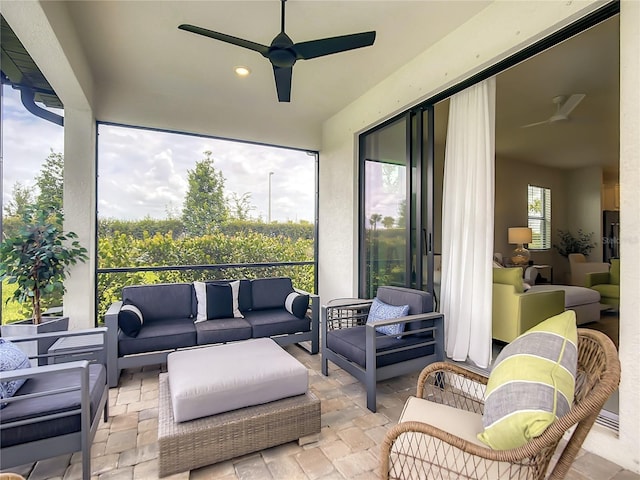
[528,285,600,307]
[167,338,308,422]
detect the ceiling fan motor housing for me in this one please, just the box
[268,32,297,68]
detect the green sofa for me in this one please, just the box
[492,267,565,343]
[585,258,620,307]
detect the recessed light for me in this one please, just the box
[234,66,251,77]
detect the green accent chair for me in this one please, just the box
[492,267,565,343]
[585,258,620,307]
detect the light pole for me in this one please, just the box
[268,172,274,223]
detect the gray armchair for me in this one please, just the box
[0,328,109,480]
[321,286,444,412]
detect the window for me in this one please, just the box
[528,185,551,249]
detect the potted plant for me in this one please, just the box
[553,229,596,257]
[1,206,88,361]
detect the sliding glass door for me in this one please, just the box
[359,108,435,299]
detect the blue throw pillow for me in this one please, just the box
[0,339,31,409]
[366,297,410,337]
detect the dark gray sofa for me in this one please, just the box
[105,277,319,387]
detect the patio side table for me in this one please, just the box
[48,333,104,364]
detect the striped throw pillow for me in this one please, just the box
[478,310,577,450]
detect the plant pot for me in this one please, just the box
[1,316,69,366]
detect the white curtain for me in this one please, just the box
[440,77,496,368]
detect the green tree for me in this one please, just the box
[4,182,35,217]
[181,151,229,236]
[396,200,407,228]
[382,216,395,229]
[35,150,64,214]
[369,213,382,230]
[228,192,255,220]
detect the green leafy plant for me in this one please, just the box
[0,206,88,324]
[553,229,596,258]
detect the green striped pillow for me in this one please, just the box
[478,310,577,450]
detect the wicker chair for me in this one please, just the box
[380,329,620,480]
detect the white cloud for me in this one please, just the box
[2,85,315,223]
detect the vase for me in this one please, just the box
[1,316,69,366]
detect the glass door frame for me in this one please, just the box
[358,106,436,299]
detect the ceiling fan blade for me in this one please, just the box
[559,93,586,116]
[293,31,376,60]
[178,24,269,56]
[273,66,292,102]
[520,119,551,128]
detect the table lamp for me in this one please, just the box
[508,227,532,266]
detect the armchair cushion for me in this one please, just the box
[479,310,577,450]
[366,297,409,337]
[1,363,106,447]
[0,340,31,408]
[326,326,435,369]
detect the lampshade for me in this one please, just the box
[508,227,532,245]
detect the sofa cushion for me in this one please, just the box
[326,326,435,369]
[251,277,294,310]
[123,283,194,322]
[0,339,31,408]
[193,281,243,322]
[118,317,197,356]
[118,302,144,337]
[493,267,525,293]
[194,318,252,345]
[0,364,105,447]
[284,291,309,319]
[366,297,409,337]
[478,310,577,450]
[244,309,310,338]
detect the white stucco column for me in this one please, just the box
[2,2,98,330]
[63,109,96,330]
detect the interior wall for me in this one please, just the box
[320,0,639,472]
[494,157,568,279]
[566,166,604,262]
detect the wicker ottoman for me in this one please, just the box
[158,341,321,477]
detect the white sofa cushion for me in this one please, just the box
[167,338,308,422]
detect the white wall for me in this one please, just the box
[320,0,640,472]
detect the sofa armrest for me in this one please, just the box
[517,288,565,333]
[295,288,320,354]
[585,271,610,287]
[493,283,565,343]
[105,301,123,387]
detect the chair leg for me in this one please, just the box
[321,355,328,376]
[366,381,377,413]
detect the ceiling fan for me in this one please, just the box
[179,0,376,103]
[520,94,586,128]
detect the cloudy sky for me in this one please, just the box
[2,85,316,223]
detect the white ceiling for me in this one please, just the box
[61,0,490,149]
[57,1,618,173]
